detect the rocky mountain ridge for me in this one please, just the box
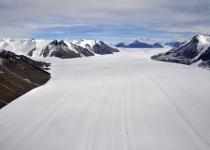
[0,50,51,108]
[0,38,119,59]
[151,35,210,69]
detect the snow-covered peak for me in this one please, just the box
[0,38,50,56]
[0,38,118,58]
[46,40,81,53]
[169,35,210,54]
[196,35,210,44]
[73,39,119,54]
[192,35,210,60]
[151,34,210,69]
[73,39,101,48]
[72,39,103,53]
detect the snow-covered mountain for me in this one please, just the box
[0,38,119,59]
[115,40,163,48]
[0,50,50,108]
[0,38,49,56]
[28,40,95,59]
[151,35,210,69]
[72,39,120,54]
[153,42,164,48]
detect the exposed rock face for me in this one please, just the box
[41,40,81,58]
[1,38,117,59]
[27,47,36,57]
[70,43,95,57]
[197,47,210,68]
[92,41,119,54]
[73,39,120,54]
[151,35,210,69]
[27,40,95,59]
[0,50,51,108]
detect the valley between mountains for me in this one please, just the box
[0,49,210,150]
[0,39,119,108]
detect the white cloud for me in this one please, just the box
[0,0,210,41]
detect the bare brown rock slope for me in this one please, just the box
[0,50,51,108]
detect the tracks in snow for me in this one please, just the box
[1,50,210,150]
[143,73,210,150]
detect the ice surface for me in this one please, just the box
[0,48,210,150]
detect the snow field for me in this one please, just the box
[0,48,210,150]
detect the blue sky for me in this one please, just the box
[0,0,210,43]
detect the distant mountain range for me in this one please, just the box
[115,40,164,48]
[0,38,120,59]
[115,38,187,48]
[151,35,210,69]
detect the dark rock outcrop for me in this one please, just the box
[151,35,210,69]
[28,40,95,59]
[27,47,36,57]
[41,40,81,58]
[69,43,95,57]
[0,50,51,108]
[92,41,119,54]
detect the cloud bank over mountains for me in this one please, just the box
[0,0,210,42]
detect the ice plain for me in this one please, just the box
[0,48,210,150]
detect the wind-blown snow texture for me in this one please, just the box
[0,48,210,150]
[151,35,210,69]
[0,38,119,59]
